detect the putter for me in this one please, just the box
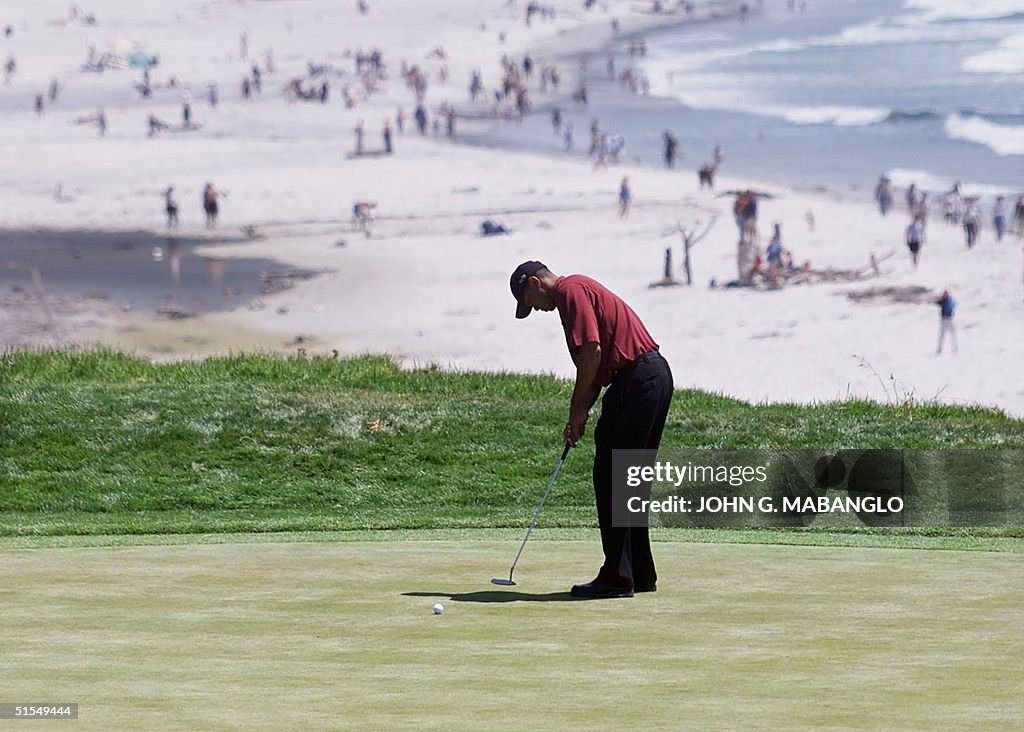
[491,443,571,586]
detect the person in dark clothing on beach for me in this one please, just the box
[202,183,222,228]
[905,214,924,268]
[662,130,678,169]
[414,104,428,135]
[935,289,957,354]
[164,186,179,228]
[875,175,893,216]
[510,261,673,599]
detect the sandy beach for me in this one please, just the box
[2,0,1023,415]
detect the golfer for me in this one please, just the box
[510,261,673,599]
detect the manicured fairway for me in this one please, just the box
[3,537,1022,730]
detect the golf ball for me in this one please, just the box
[432,603,444,615]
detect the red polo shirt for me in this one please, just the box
[553,275,658,388]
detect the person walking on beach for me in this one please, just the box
[354,118,365,154]
[914,192,930,223]
[414,105,427,136]
[963,200,980,248]
[874,175,893,216]
[935,289,957,354]
[509,261,673,599]
[906,214,924,268]
[445,106,457,138]
[765,222,784,284]
[97,109,107,137]
[202,183,222,228]
[563,123,574,152]
[993,196,1008,242]
[551,107,562,135]
[906,182,918,212]
[663,130,679,169]
[618,176,632,218]
[383,119,393,154]
[182,89,193,127]
[164,186,179,228]
[733,190,757,236]
[34,93,44,118]
[1015,195,1024,239]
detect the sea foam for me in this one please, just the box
[944,113,1024,156]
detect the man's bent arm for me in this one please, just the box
[566,342,601,446]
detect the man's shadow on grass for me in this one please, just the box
[403,590,575,603]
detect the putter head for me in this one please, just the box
[490,578,516,586]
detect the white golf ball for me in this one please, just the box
[432,603,444,615]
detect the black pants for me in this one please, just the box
[592,351,673,589]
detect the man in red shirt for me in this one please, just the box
[510,261,674,598]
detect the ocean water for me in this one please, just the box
[640,0,1024,196]
[465,0,1023,200]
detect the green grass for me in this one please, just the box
[3,538,1022,730]
[2,349,1024,539]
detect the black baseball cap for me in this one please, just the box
[510,260,546,319]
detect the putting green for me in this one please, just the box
[3,539,1022,730]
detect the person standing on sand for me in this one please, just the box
[993,196,1007,242]
[618,176,632,218]
[414,105,427,136]
[874,175,893,216]
[563,123,574,152]
[509,260,673,599]
[202,183,222,228]
[733,190,757,236]
[181,89,192,127]
[935,289,957,354]
[383,119,393,154]
[906,214,924,268]
[354,118,365,154]
[1014,195,1024,239]
[963,200,980,248]
[164,186,179,228]
[663,130,678,169]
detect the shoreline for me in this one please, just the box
[453,1,888,212]
[497,0,1023,206]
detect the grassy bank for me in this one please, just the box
[3,349,1024,539]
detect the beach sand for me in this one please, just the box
[2,0,1022,415]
